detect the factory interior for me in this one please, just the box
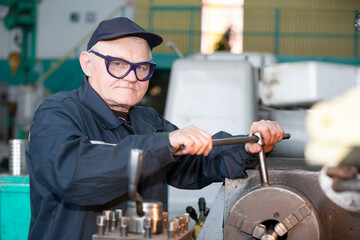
[0,0,360,239]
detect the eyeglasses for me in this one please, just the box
[89,50,156,81]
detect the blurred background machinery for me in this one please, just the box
[0,0,359,239]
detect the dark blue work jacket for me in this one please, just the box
[26,77,258,240]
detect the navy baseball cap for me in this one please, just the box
[87,17,163,51]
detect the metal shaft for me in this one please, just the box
[254,132,269,186]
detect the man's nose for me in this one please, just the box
[123,69,138,82]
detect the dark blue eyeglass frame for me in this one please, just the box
[89,50,156,81]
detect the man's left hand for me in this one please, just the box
[245,120,284,154]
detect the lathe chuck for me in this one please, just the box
[224,185,319,240]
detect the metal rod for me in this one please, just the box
[212,133,291,187]
[254,132,269,186]
[212,133,290,146]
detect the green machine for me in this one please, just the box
[0,175,30,240]
[1,0,40,85]
[0,1,38,239]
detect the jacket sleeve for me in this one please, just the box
[165,131,259,189]
[27,97,175,206]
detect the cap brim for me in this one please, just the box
[94,31,163,50]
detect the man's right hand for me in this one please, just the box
[169,126,213,156]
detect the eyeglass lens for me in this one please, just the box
[108,59,152,80]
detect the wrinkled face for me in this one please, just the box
[84,37,151,112]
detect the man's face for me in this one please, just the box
[87,37,151,112]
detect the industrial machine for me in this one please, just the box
[92,149,192,240]
[164,51,360,239]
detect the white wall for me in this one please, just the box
[0,0,135,59]
[0,5,22,58]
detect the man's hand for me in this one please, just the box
[245,120,284,154]
[169,126,212,156]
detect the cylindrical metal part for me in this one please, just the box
[261,228,278,240]
[179,216,186,233]
[181,213,190,230]
[9,139,28,175]
[96,215,106,236]
[167,220,178,240]
[126,200,164,234]
[102,210,112,233]
[115,209,123,229]
[144,217,152,238]
[110,211,118,231]
[120,216,130,237]
[163,212,168,230]
[254,133,269,186]
[170,218,180,236]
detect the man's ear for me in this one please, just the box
[79,51,92,77]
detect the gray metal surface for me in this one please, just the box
[224,168,360,240]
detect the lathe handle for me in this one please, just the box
[127,149,145,217]
[212,133,290,146]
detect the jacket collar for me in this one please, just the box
[78,76,121,129]
[78,77,164,132]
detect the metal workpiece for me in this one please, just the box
[179,213,190,232]
[120,216,130,237]
[180,213,190,231]
[103,210,112,234]
[97,215,107,236]
[167,220,178,240]
[171,218,180,236]
[261,228,278,240]
[126,200,164,234]
[92,215,192,240]
[224,168,360,240]
[143,217,152,238]
[162,212,168,231]
[110,211,119,231]
[116,209,124,219]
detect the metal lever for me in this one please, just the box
[212,133,290,146]
[254,132,269,186]
[127,149,145,217]
[213,133,291,186]
[176,133,290,153]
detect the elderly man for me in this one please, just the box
[26,17,284,239]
